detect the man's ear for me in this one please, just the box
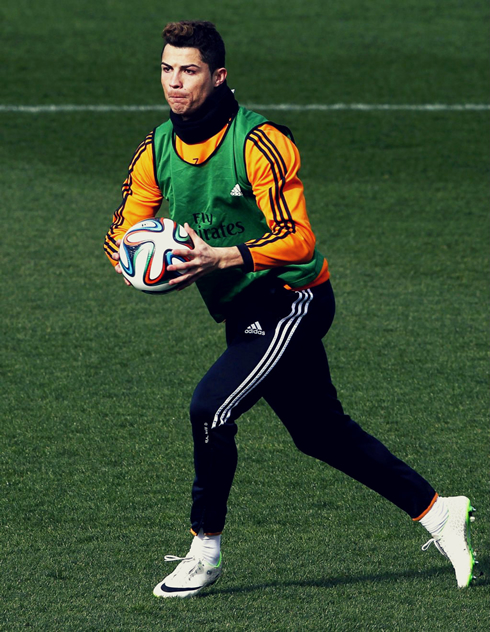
[213,67,227,87]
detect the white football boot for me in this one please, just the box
[153,552,222,598]
[422,496,476,588]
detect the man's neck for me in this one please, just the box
[169,82,238,145]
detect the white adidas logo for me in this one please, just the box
[230,183,243,197]
[245,321,265,335]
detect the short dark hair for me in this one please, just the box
[162,21,225,74]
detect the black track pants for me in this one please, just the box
[189,280,436,534]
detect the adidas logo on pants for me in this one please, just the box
[244,321,265,335]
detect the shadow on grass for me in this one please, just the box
[200,555,489,598]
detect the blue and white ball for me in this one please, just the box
[119,218,194,293]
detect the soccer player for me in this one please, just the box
[104,20,476,597]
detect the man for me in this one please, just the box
[104,21,476,597]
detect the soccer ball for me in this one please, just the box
[119,218,194,293]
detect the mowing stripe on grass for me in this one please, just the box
[0,103,489,113]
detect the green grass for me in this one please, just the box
[1,0,489,630]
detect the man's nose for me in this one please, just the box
[170,71,182,88]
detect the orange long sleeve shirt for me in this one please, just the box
[104,122,329,287]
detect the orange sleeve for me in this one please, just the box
[103,131,163,266]
[242,124,317,271]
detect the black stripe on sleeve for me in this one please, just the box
[243,128,298,250]
[248,131,283,227]
[108,131,155,235]
[247,128,296,234]
[253,128,295,230]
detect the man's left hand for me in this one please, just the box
[168,223,244,290]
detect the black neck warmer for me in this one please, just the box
[170,82,239,145]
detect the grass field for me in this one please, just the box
[1,0,489,630]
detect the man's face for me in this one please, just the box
[161,45,227,118]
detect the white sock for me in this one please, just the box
[190,529,221,566]
[418,496,449,536]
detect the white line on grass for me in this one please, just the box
[0,103,489,113]
[248,103,490,112]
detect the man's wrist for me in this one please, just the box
[217,246,246,270]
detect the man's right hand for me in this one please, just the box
[112,239,132,286]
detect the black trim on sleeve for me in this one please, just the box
[237,243,254,273]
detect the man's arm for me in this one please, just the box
[103,131,163,267]
[240,123,318,271]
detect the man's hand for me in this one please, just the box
[167,223,244,290]
[111,239,132,286]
